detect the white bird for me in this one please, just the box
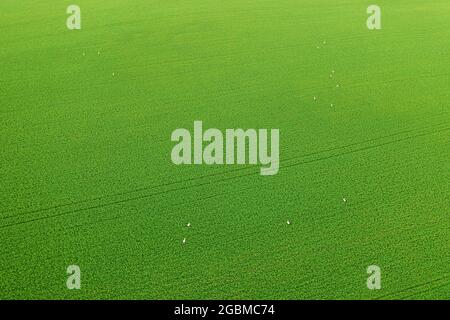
[112,72,115,76]
[343,197,347,203]
[187,223,191,227]
[331,104,334,107]
[287,220,291,225]
[313,96,317,101]
[182,238,186,244]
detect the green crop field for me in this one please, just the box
[1,0,449,300]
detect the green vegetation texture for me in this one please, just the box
[0,0,449,299]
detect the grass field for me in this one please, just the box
[1,0,449,299]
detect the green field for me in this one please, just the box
[1,0,449,299]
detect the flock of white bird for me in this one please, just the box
[181,198,348,244]
[314,42,340,107]
[182,223,191,244]
[81,50,116,77]
[82,47,348,245]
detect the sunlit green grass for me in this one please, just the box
[0,0,449,299]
